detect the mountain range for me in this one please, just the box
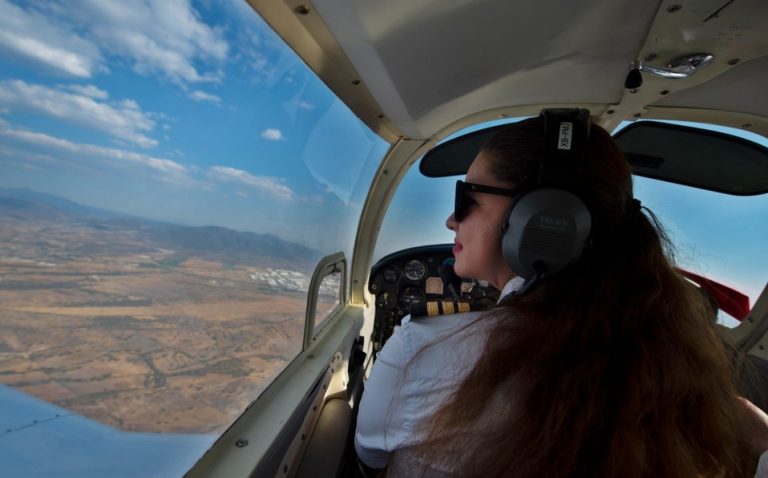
[0,188,323,270]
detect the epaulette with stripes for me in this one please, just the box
[410,300,475,318]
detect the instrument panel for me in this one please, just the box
[368,244,500,353]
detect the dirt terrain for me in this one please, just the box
[0,197,337,434]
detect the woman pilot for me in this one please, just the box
[355,110,768,477]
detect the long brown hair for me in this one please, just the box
[414,117,753,477]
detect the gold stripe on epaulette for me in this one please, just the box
[427,301,439,317]
[457,302,470,313]
[442,301,454,315]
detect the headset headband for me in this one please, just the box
[501,108,593,283]
[539,108,591,189]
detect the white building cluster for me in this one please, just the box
[249,268,340,299]
[250,268,308,292]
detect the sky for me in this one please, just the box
[0,0,766,313]
[0,0,388,254]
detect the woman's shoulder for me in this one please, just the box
[378,310,488,379]
[402,309,484,346]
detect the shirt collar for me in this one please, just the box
[498,276,525,302]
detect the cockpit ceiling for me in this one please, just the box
[253,0,768,141]
[311,0,657,138]
[654,55,768,119]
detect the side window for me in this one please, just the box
[0,2,388,476]
[617,120,768,328]
[315,271,342,329]
[303,252,345,349]
[633,176,768,328]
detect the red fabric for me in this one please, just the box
[677,269,751,321]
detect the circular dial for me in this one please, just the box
[399,287,426,309]
[376,291,396,309]
[382,267,399,283]
[402,260,427,281]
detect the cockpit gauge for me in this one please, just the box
[382,267,399,283]
[376,291,396,309]
[403,260,427,281]
[399,287,426,309]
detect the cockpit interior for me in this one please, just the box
[0,1,767,477]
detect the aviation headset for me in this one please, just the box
[500,108,593,281]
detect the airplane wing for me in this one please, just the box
[0,384,215,478]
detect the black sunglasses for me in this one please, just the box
[454,180,519,222]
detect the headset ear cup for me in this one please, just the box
[501,189,591,279]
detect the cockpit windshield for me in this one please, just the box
[0,1,387,475]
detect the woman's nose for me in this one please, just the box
[446,212,457,231]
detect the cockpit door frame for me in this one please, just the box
[304,252,347,350]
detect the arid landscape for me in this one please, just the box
[0,189,338,434]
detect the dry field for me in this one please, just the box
[0,210,335,434]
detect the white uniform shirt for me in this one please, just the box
[355,276,768,476]
[757,453,768,477]
[354,277,524,468]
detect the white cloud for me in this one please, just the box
[189,90,221,105]
[62,83,109,99]
[0,0,228,86]
[261,128,284,141]
[0,0,101,77]
[0,79,157,148]
[230,18,275,80]
[208,166,293,200]
[72,0,229,84]
[0,126,194,186]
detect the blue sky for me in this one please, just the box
[0,0,387,253]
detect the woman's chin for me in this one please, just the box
[453,263,469,279]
